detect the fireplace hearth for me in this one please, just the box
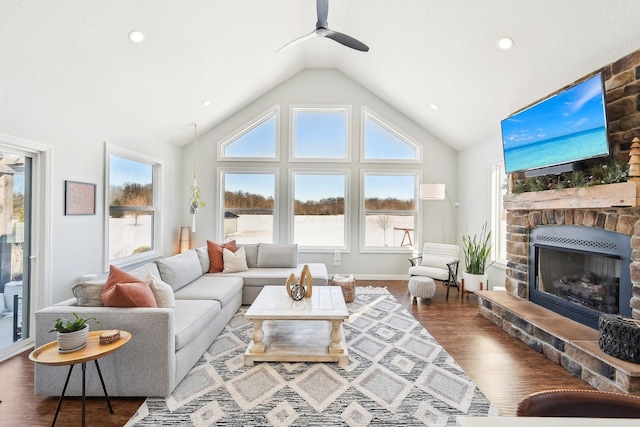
[529,225,631,329]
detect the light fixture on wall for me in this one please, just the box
[179,226,192,253]
[189,123,206,232]
[420,183,456,244]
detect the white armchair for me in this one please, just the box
[408,243,460,300]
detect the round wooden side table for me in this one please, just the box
[29,330,131,427]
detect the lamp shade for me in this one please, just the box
[179,226,191,253]
[420,183,446,200]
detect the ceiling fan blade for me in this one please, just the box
[276,29,318,53]
[325,29,369,52]
[316,0,329,29]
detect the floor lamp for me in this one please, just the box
[420,183,456,244]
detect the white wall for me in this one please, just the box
[0,84,183,304]
[457,132,506,289]
[182,69,458,278]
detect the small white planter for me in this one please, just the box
[57,324,89,353]
[463,271,488,293]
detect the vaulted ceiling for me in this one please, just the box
[2,0,640,151]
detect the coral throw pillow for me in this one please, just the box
[101,265,157,308]
[207,240,237,273]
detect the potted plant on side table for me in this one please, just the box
[50,312,98,353]
[462,222,493,293]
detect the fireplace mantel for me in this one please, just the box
[504,181,640,211]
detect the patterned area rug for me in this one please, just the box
[126,288,497,426]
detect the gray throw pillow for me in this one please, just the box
[155,249,202,291]
[195,246,210,274]
[239,244,259,268]
[72,281,106,307]
[256,243,298,268]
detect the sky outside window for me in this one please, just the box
[294,110,347,158]
[110,155,152,186]
[364,115,417,159]
[223,114,277,158]
[294,174,344,202]
[364,175,415,202]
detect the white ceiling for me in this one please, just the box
[2,0,640,151]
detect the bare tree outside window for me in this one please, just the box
[376,215,392,246]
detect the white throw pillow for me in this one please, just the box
[223,247,249,273]
[147,273,176,308]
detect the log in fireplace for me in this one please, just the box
[529,225,632,329]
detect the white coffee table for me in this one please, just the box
[244,285,350,366]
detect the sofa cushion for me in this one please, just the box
[420,255,457,271]
[223,247,249,273]
[195,246,210,274]
[155,250,202,291]
[147,273,176,308]
[72,281,105,307]
[256,243,298,268]
[239,244,259,268]
[128,262,161,281]
[408,265,450,281]
[174,299,221,351]
[173,275,243,308]
[207,263,329,286]
[102,265,158,307]
[207,240,237,273]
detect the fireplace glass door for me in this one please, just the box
[536,247,620,315]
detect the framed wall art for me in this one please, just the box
[65,180,96,215]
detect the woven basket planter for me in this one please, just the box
[598,314,640,363]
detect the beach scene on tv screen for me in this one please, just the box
[502,74,608,173]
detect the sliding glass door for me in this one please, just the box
[0,151,30,351]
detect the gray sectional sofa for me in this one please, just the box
[34,243,328,397]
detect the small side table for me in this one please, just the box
[29,330,131,427]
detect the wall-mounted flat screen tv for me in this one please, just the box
[501,73,610,174]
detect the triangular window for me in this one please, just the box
[220,108,278,160]
[363,110,419,161]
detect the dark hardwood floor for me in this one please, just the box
[0,281,592,426]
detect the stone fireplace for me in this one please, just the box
[528,225,632,329]
[504,203,640,323]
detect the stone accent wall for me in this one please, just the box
[605,50,640,158]
[505,207,640,319]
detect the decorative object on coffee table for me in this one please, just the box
[290,284,306,301]
[300,264,313,298]
[285,273,298,297]
[331,273,355,302]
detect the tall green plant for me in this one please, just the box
[463,223,493,275]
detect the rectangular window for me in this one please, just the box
[106,144,161,268]
[291,107,349,160]
[491,161,508,263]
[292,172,347,249]
[362,172,418,251]
[221,170,277,243]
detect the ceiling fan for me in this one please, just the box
[277,0,369,53]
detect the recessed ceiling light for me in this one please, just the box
[429,104,439,111]
[128,30,145,43]
[498,36,514,50]
[202,99,212,107]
